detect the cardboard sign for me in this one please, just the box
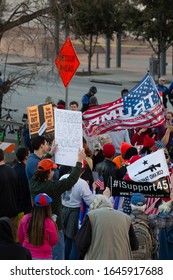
[27,103,54,138]
[54,109,83,166]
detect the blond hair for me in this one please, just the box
[89,195,112,210]
[98,134,112,147]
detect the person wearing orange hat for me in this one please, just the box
[113,142,138,169]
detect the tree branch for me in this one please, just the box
[0,6,53,37]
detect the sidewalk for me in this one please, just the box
[76,52,173,112]
[77,53,173,85]
[4,50,173,85]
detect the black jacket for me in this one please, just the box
[0,165,19,218]
[30,162,82,230]
[92,150,104,170]
[95,159,117,189]
[13,162,32,214]
[0,217,31,260]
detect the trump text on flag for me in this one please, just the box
[82,73,165,136]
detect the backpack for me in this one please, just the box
[132,219,153,260]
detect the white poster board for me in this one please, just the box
[54,109,83,166]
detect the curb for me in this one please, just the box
[90,79,122,86]
[90,78,141,86]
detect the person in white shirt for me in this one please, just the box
[108,130,131,156]
[60,168,96,260]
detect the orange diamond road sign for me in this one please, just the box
[55,37,80,88]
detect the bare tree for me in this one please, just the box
[0,1,54,42]
[0,0,60,116]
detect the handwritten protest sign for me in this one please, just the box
[27,103,54,138]
[27,105,40,136]
[54,109,83,166]
[42,104,54,133]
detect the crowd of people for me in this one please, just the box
[1,81,173,261]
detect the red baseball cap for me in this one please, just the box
[37,159,57,171]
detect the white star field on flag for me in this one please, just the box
[123,74,160,116]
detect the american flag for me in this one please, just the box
[78,200,89,229]
[95,175,105,190]
[145,197,160,215]
[83,73,165,137]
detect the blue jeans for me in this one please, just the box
[52,229,65,260]
[65,236,79,260]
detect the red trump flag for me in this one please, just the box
[82,73,165,137]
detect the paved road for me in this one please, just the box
[1,51,173,163]
[1,65,141,123]
[2,54,173,124]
